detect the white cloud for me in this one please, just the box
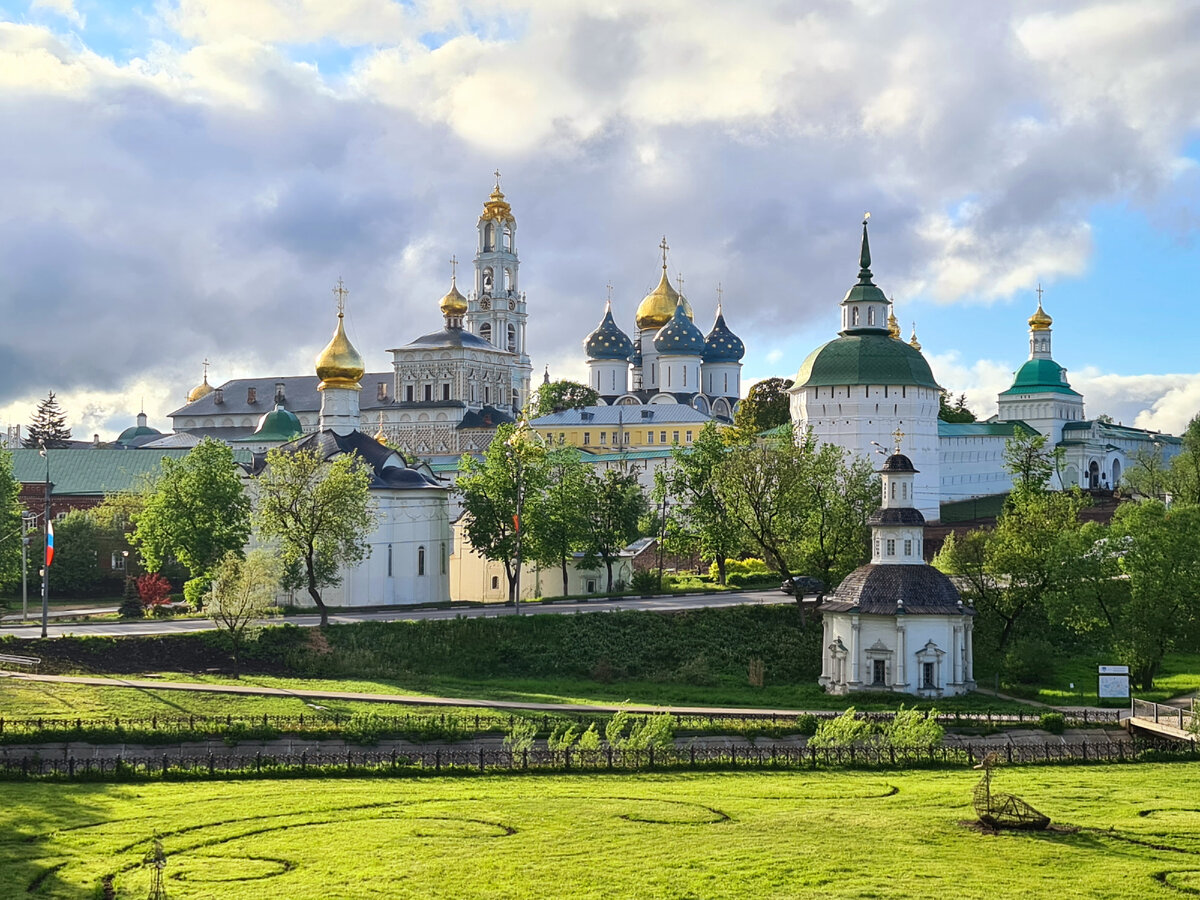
[166,0,415,46]
[29,0,83,28]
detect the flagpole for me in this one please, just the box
[40,442,50,639]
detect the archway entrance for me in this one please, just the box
[1088,460,1100,489]
[1112,458,1122,487]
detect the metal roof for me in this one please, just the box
[531,405,716,427]
[792,334,940,390]
[9,448,253,495]
[938,420,1040,438]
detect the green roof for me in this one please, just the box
[938,420,1040,438]
[236,406,303,442]
[793,334,939,390]
[998,358,1081,397]
[8,448,253,496]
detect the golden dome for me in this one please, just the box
[1028,301,1053,331]
[439,277,468,318]
[187,377,214,404]
[909,324,922,352]
[315,312,365,390]
[887,306,901,340]
[635,267,693,330]
[480,185,514,223]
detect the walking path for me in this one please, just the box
[0,672,1121,720]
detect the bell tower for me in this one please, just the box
[465,172,531,413]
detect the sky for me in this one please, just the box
[0,0,1198,441]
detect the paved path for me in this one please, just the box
[0,590,782,640]
[0,606,119,624]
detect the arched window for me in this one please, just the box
[482,267,494,294]
[503,225,513,252]
[417,546,426,576]
[503,268,513,291]
[507,324,517,353]
[480,323,492,344]
[852,307,860,325]
[484,223,495,251]
[868,307,875,325]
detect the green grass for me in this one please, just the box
[1009,652,1200,706]
[0,672,1042,723]
[1,764,1198,898]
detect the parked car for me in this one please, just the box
[781,575,826,597]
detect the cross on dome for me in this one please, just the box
[201,357,210,378]
[333,278,349,316]
[716,282,723,312]
[450,255,458,281]
[659,235,669,269]
[1036,282,1044,303]
[892,427,905,454]
[493,169,502,189]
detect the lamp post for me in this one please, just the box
[39,442,50,639]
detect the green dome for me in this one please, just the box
[116,424,161,444]
[998,358,1081,396]
[247,404,303,442]
[793,334,939,390]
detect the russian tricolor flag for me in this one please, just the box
[45,521,54,568]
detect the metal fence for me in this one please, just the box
[1131,698,1198,733]
[0,706,1123,740]
[0,738,1190,781]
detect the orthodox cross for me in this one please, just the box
[659,235,669,268]
[677,272,685,296]
[333,278,348,315]
[493,169,502,189]
[450,255,458,281]
[1035,283,1044,303]
[201,357,210,379]
[605,281,614,303]
[892,427,905,454]
[716,282,724,310]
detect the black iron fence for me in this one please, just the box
[0,706,1123,741]
[0,738,1190,782]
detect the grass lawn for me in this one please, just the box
[1,764,1198,898]
[0,672,1042,723]
[1009,652,1200,706]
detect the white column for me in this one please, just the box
[951,626,962,685]
[895,623,906,689]
[820,619,831,682]
[850,617,861,685]
[965,621,974,682]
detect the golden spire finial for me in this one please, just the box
[493,168,502,190]
[909,322,922,351]
[375,410,387,443]
[333,278,348,316]
[659,235,669,270]
[1028,283,1053,331]
[892,427,904,454]
[886,296,901,339]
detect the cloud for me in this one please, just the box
[29,0,83,28]
[0,2,1198,439]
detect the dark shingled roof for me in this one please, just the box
[259,430,446,491]
[867,507,926,526]
[880,453,917,473]
[391,328,503,352]
[819,564,970,616]
[457,405,516,430]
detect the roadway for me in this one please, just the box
[0,589,789,639]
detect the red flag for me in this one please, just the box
[45,520,55,567]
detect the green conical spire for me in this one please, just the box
[858,215,873,282]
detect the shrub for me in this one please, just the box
[547,723,579,751]
[503,718,538,754]
[630,570,658,592]
[1039,712,1065,734]
[183,575,213,611]
[709,558,770,579]
[577,723,601,752]
[608,713,674,750]
[808,708,873,749]
[881,706,944,750]
[795,714,819,736]
[343,713,388,746]
[136,573,172,608]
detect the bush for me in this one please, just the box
[709,558,770,579]
[343,713,388,746]
[881,706,944,750]
[136,573,172,608]
[808,708,873,749]
[183,575,213,611]
[1039,712,1065,734]
[630,570,658,592]
[503,718,538,754]
[117,578,143,619]
[795,714,819,736]
[546,723,579,751]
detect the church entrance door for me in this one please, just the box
[1088,460,1100,489]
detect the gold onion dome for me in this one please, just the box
[315,311,365,390]
[636,268,693,330]
[187,376,214,403]
[887,305,901,339]
[1028,301,1053,331]
[908,324,922,352]
[439,276,468,318]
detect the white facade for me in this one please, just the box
[820,613,975,697]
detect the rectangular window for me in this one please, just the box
[623,433,630,445]
[418,547,426,576]
[424,384,432,402]
[442,383,451,401]
[904,539,912,556]
[599,432,606,445]
[484,386,490,404]
[441,545,447,575]
[872,659,886,685]
[583,432,590,445]
[111,552,125,571]
[660,431,667,443]
[612,432,619,444]
[886,539,895,556]
[647,432,654,444]
[686,431,693,442]
[923,662,935,689]
[559,433,565,442]
[405,385,414,402]
[673,431,680,444]
[387,545,393,577]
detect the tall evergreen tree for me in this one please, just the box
[24,391,72,448]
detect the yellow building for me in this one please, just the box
[528,404,723,451]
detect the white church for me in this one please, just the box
[790,220,1181,521]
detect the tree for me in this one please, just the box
[254,447,374,627]
[1003,426,1063,494]
[578,468,646,591]
[732,377,793,433]
[209,550,280,677]
[1159,414,1200,506]
[0,447,24,591]
[532,380,599,417]
[1110,501,1200,689]
[45,510,110,596]
[792,443,877,589]
[456,424,549,603]
[525,445,588,596]
[23,391,72,448]
[660,422,743,584]
[938,391,977,423]
[130,439,251,600]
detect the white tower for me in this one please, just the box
[316,279,365,435]
[700,287,745,403]
[465,173,532,413]
[584,294,634,399]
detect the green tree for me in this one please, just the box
[130,439,251,599]
[732,377,793,433]
[1161,415,1200,506]
[23,391,72,448]
[1003,426,1062,494]
[209,549,280,677]
[660,422,743,584]
[578,468,646,591]
[938,391,977,423]
[45,510,109,596]
[792,442,877,589]
[1123,444,1171,501]
[1110,500,1200,689]
[457,424,550,603]
[525,445,588,596]
[0,447,24,591]
[254,447,374,627]
[532,380,600,417]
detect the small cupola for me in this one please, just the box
[653,297,706,356]
[584,300,634,360]
[702,300,745,363]
[839,216,892,336]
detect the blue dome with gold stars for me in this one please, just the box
[653,298,706,356]
[702,307,744,363]
[584,302,634,361]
